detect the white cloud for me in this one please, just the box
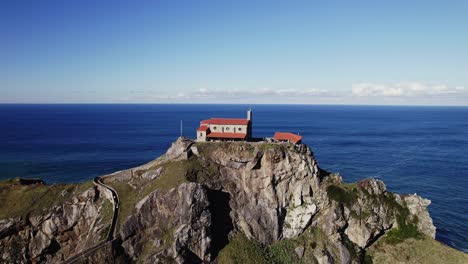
[106,82,467,105]
[185,87,333,100]
[113,87,339,104]
[352,82,467,97]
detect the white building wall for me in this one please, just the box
[197,131,207,142]
[208,124,247,134]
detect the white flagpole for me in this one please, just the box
[180,120,183,137]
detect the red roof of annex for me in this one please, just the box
[201,118,249,125]
[273,132,303,143]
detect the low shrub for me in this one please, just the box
[327,184,358,206]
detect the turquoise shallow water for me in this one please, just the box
[0,104,467,252]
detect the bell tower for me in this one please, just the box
[247,108,252,140]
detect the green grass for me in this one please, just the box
[361,193,423,245]
[109,181,138,233]
[341,180,422,245]
[327,181,421,246]
[217,233,308,264]
[196,142,227,156]
[383,209,422,244]
[216,226,354,263]
[217,234,270,264]
[99,224,111,241]
[325,181,427,260]
[98,198,114,241]
[75,180,95,194]
[145,156,221,187]
[256,143,286,152]
[363,254,374,264]
[99,198,114,233]
[368,236,468,264]
[141,161,190,195]
[218,216,414,264]
[267,239,300,264]
[381,192,401,212]
[0,178,93,220]
[349,209,370,222]
[326,184,358,206]
[161,227,175,249]
[110,157,214,234]
[196,141,256,158]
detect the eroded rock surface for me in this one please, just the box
[193,142,325,245]
[0,187,112,263]
[120,182,211,263]
[403,194,436,238]
[0,137,439,264]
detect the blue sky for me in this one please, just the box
[1,0,467,105]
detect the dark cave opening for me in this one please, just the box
[206,188,234,259]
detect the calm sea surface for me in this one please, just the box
[1,104,467,252]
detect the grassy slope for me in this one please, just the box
[217,227,336,264]
[0,178,94,220]
[368,236,468,264]
[216,234,270,264]
[109,158,198,233]
[98,198,114,240]
[218,233,468,264]
[109,181,138,233]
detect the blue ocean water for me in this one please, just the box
[0,104,467,252]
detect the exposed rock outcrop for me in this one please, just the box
[0,137,441,263]
[162,137,195,162]
[120,182,211,263]
[402,194,436,238]
[0,186,112,263]
[193,142,325,245]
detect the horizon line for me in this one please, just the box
[1,102,467,107]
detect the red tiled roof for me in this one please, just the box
[197,125,210,132]
[201,118,249,125]
[207,132,247,139]
[274,132,303,143]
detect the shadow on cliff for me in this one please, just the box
[206,188,234,259]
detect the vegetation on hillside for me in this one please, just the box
[197,141,255,156]
[0,178,94,220]
[326,180,424,245]
[326,184,358,206]
[217,227,346,264]
[383,204,422,244]
[98,199,114,241]
[368,236,468,264]
[109,155,221,232]
[217,234,270,264]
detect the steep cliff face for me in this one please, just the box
[105,138,437,263]
[0,137,452,264]
[195,141,324,244]
[194,140,435,263]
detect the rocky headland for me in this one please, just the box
[1,137,467,263]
